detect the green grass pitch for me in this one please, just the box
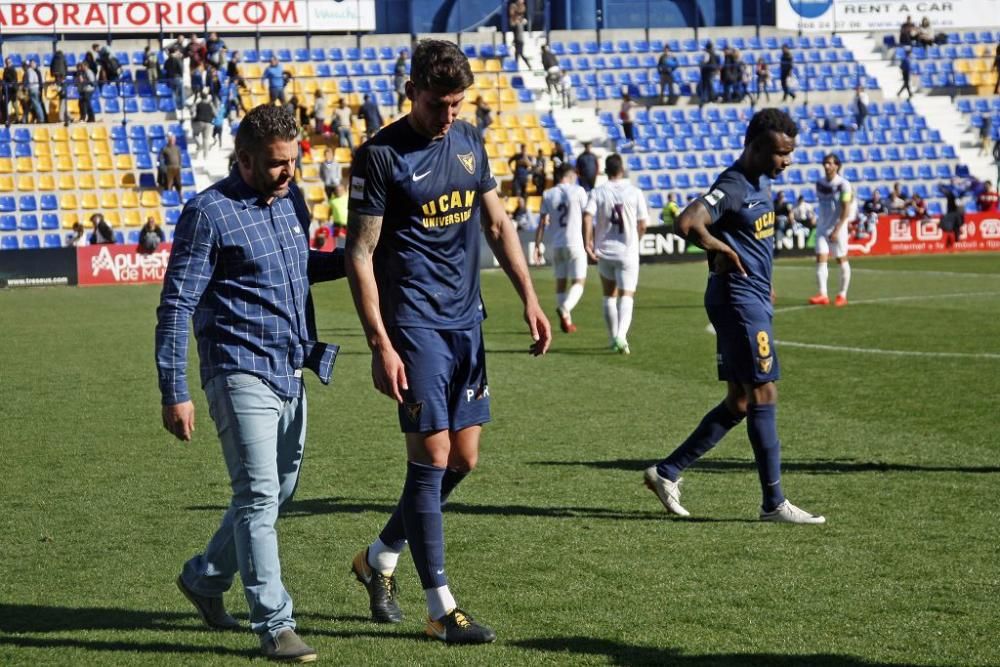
[1,253,998,666]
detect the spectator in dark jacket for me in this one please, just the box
[360,94,382,139]
[90,213,115,244]
[780,45,795,101]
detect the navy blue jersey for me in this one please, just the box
[696,164,775,300]
[349,117,497,329]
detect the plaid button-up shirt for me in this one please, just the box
[155,170,343,405]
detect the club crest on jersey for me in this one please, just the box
[758,357,773,374]
[404,401,423,423]
[704,189,725,206]
[457,152,476,175]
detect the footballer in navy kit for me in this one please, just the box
[345,39,551,645]
[642,109,826,525]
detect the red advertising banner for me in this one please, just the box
[76,243,171,286]
[0,0,375,34]
[848,212,1000,257]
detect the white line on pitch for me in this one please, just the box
[778,266,1000,279]
[776,340,1000,360]
[774,291,1000,315]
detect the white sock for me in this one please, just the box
[617,296,634,342]
[816,262,829,296]
[602,297,619,343]
[555,291,566,312]
[563,283,584,315]
[838,261,851,297]
[367,537,404,575]
[426,585,457,621]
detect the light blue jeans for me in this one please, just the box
[180,372,306,639]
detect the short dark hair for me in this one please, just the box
[235,103,299,155]
[744,108,798,146]
[409,39,474,92]
[822,152,842,169]
[554,162,575,182]
[605,153,624,177]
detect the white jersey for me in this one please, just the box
[815,173,857,226]
[585,179,649,262]
[540,182,588,250]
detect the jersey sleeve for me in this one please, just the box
[839,179,854,203]
[697,172,745,225]
[584,189,598,216]
[539,191,553,216]
[634,188,649,222]
[348,144,390,217]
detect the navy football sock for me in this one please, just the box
[400,461,448,589]
[656,402,744,481]
[378,468,467,552]
[747,403,785,512]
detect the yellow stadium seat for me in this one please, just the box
[92,140,110,156]
[81,193,99,209]
[142,209,163,226]
[76,154,94,170]
[501,113,517,129]
[310,150,326,165]
[305,186,326,203]
[334,147,352,163]
[484,59,501,73]
[955,59,970,73]
[51,141,70,157]
[33,142,51,157]
[51,126,69,142]
[100,192,119,209]
[72,141,90,156]
[16,175,35,191]
[469,58,484,74]
[527,127,546,143]
[140,190,161,208]
[55,155,74,171]
[490,158,510,177]
[34,127,51,142]
[0,158,11,174]
[15,157,33,173]
[115,154,135,171]
[35,155,53,172]
[57,174,76,189]
[508,128,526,143]
[500,88,517,105]
[103,210,120,226]
[505,196,519,214]
[485,143,500,159]
[95,154,114,171]
[90,125,109,141]
[296,63,316,78]
[244,64,263,78]
[70,126,89,141]
[969,71,985,86]
[320,79,338,95]
[120,191,139,208]
[98,172,117,189]
[0,175,13,191]
[38,174,56,191]
[77,173,97,189]
[527,195,542,213]
[311,202,330,221]
[480,89,499,105]
[62,212,81,229]
[522,113,540,128]
[60,193,79,210]
[300,163,319,181]
[119,173,137,187]
[123,209,143,227]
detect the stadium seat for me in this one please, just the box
[19,214,38,231]
[41,214,59,230]
[21,234,40,249]
[1,235,18,250]
[0,214,15,231]
[43,233,61,248]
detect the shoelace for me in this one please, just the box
[452,610,472,629]
[374,572,398,600]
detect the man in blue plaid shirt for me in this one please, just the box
[155,103,344,663]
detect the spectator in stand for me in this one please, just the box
[75,61,97,123]
[993,44,1000,95]
[754,58,771,103]
[69,221,88,247]
[859,189,887,239]
[330,182,348,240]
[1,57,17,126]
[312,222,333,250]
[84,45,99,76]
[888,182,909,212]
[206,32,226,69]
[993,139,1000,189]
[576,141,599,191]
[97,46,121,83]
[541,44,561,98]
[773,190,793,239]
[54,69,70,125]
[21,60,46,124]
[159,134,183,196]
[791,194,817,230]
[313,90,328,135]
[142,46,160,87]
[49,50,67,83]
[916,17,935,47]
[393,49,408,113]
[332,97,354,152]
[721,48,740,103]
[474,95,493,140]
[164,48,185,117]
[852,85,870,131]
[779,44,795,101]
[657,45,678,104]
[619,92,638,145]
[698,41,720,105]
[977,181,999,212]
[227,50,245,88]
[192,92,217,161]
[560,69,574,108]
[319,147,342,199]
[660,192,680,230]
[898,48,913,99]
[551,141,567,168]
[263,56,291,104]
[978,116,992,157]
[909,192,928,220]
[532,148,547,195]
[509,0,530,69]
[508,143,533,198]
[90,213,114,244]
[938,182,965,245]
[899,15,917,47]
[360,93,382,140]
[138,216,166,253]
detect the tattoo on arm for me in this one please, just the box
[347,212,383,259]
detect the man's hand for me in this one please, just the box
[162,401,195,442]
[711,243,747,276]
[524,301,552,356]
[372,344,408,403]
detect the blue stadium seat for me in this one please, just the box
[0,214,15,231]
[311,48,327,62]
[294,49,310,62]
[165,209,181,226]
[656,174,673,189]
[935,164,952,178]
[43,233,61,248]
[21,234,40,249]
[636,175,654,190]
[18,196,37,212]
[647,193,663,208]
[327,47,343,61]
[41,213,59,230]
[14,143,32,158]
[1,235,18,250]
[18,214,38,231]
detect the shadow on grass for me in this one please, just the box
[512,636,918,666]
[533,458,1000,475]
[187,497,685,522]
[487,347,617,355]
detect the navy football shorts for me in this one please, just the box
[705,283,780,385]
[389,325,491,433]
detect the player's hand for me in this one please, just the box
[372,344,408,403]
[524,301,552,356]
[585,242,598,263]
[162,401,195,442]
[533,245,543,265]
[712,244,747,276]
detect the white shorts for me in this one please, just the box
[550,246,588,281]
[815,218,849,258]
[598,256,639,292]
